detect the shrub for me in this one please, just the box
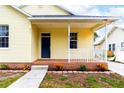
[54,64,64,71]
[0,64,9,70]
[80,65,87,71]
[96,64,108,71]
[23,65,30,71]
[107,50,114,57]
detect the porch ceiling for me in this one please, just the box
[32,21,105,29]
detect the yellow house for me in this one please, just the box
[0,5,117,65]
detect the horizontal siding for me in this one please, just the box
[0,6,32,62]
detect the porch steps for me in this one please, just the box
[31,65,48,70]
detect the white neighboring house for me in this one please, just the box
[94,26,124,63]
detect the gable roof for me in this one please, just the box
[94,26,124,46]
[10,5,118,21]
[10,5,32,17]
[11,5,74,16]
[56,5,74,15]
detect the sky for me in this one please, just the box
[60,5,124,43]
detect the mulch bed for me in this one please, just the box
[47,71,113,74]
[40,72,124,88]
[0,70,27,81]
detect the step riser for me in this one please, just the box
[31,65,48,70]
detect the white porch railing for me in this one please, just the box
[66,48,106,62]
[66,48,105,62]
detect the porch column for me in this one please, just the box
[105,20,108,62]
[68,24,71,63]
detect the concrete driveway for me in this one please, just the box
[107,61,124,76]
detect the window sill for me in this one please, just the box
[70,48,78,50]
[0,48,9,50]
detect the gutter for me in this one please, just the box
[28,16,119,21]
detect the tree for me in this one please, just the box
[94,32,99,41]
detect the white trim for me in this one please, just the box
[0,48,9,50]
[10,5,31,17]
[0,25,9,49]
[68,24,71,63]
[38,31,41,59]
[39,32,51,59]
[28,16,118,21]
[105,23,108,62]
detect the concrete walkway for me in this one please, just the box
[108,61,124,76]
[8,65,48,88]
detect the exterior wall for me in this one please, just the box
[70,28,94,59]
[21,5,69,15]
[107,28,124,51]
[95,28,124,62]
[0,6,32,63]
[38,28,68,59]
[37,27,94,59]
[31,25,39,61]
[107,28,124,62]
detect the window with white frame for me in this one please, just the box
[112,43,115,51]
[108,44,111,51]
[70,33,77,49]
[0,25,9,48]
[121,42,124,50]
[108,43,115,51]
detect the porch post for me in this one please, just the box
[68,23,71,63]
[105,20,108,62]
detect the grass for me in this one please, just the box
[100,77,124,88]
[64,82,73,88]
[45,75,53,81]
[59,76,68,81]
[0,76,21,88]
[40,73,124,88]
[86,76,103,88]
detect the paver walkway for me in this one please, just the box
[8,65,48,88]
[108,61,124,76]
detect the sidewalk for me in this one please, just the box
[108,61,124,76]
[8,65,48,88]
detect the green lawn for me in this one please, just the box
[40,72,124,88]
[0,72,25,88]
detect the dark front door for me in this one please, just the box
[41,33,50,58]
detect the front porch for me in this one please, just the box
[30,16,116,63]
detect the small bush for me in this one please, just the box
[23,65,30,71]
[80,65,87,71]
[54,64,64,71]
[96,64,108,71]
[0,64,9,70]
[107,50,114,57]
